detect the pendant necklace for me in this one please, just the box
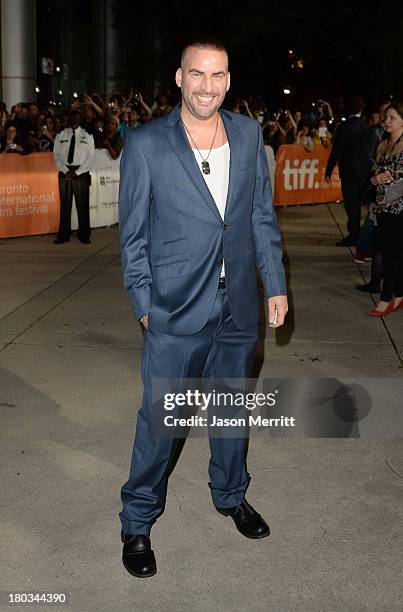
[181,114,220,175]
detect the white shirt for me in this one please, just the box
[53,126,95,175]
[192,142,230,277]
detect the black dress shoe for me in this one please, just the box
[53,237,70,244]
[121,533,157,578]
[79,238,91,244]
[356,283,381,293]
[215,499,270,539]
[336,238,356,247]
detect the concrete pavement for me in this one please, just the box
[0,203,402,611]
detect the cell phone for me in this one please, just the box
[318,127,327,138]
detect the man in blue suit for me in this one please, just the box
[118,38,288,578]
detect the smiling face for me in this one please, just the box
[175,46,230,121]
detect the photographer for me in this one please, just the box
[262,117,282,154]
[0,122,30,154]
[83,93,105,119]
[93,118,106,149]
[119,92,152,139]
[308,99,334,128]
[231,99,254,120]
[277,110,297,145]
[81,102,98,136]
[97,114,123,160]
[38,116,57,152]
[296,124,314,152]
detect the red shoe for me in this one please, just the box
[369,302,395,316]
[354,250,365,264]
[355,249,372,264]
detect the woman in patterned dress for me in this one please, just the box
[369,102,403,316]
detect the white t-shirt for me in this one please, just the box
[192,142,230,277]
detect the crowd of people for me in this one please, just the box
[0,91,171,156]
[0,92,384,159]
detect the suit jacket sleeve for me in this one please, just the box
[118,131,152,319]
[325,123,343,177]
[252,125,287,298]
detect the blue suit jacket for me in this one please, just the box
[118,104,286,335]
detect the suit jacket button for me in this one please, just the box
[223,224,228,230]
[217,259,223,266]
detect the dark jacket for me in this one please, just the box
[326,116,374,181]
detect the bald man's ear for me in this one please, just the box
[175,68,182,88]
[226,72,231,92]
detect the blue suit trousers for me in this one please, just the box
[119,286,259,535]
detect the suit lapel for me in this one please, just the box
[166,105,242,222]
[166,106,222,221]
[220,109,241,220]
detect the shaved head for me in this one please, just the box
[181,39,228,70]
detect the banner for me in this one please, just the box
[274,144,342,205]
[0,152,120,239]
[0,153,60,238]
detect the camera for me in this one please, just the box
[94,127,105,147]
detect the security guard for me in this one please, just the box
[53,109,95,244]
